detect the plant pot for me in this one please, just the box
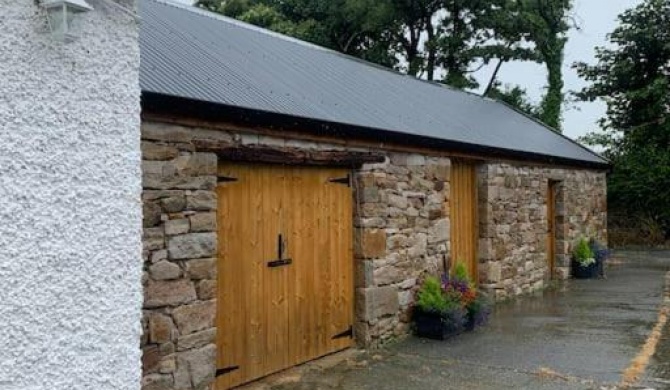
[464,315,476,332]
[414,308,464,340]
[571,260,599,279]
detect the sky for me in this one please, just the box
[472,0,642,140]
[170,0,641,140]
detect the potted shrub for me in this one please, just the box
[571,237,598,279]
[413,276,467,340]
[448,263,491,331]
[465,294,492,331]
[413,263,491,339]
[590,239,610,278]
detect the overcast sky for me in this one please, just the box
[472,0,642,139]
[170,0,640,140]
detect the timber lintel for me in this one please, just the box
[193,139,386,167]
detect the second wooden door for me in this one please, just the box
[450,161,479,282]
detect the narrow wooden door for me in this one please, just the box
[216,164,353,390]
[547,181,557,279]
[450,161,478,282]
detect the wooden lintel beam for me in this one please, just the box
[192,139,386,167]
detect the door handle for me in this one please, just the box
[267,234,291,268]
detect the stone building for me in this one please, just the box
[137,1,608,389]
[1,1,608,390]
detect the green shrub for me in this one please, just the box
[573,237,595,267]
[453,261,470,283]
[416,276,448,313]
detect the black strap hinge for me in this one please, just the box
[328,174,351,187]
[218,176,238,183]
[216,366,240,377]
[332,325,353,340]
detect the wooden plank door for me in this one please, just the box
[547,181,557,279]
[284,166,354,367]
[450,161,478,282]
[216,164,289,390]
[216,164,353,390]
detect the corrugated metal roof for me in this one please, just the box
[139,0,608,166]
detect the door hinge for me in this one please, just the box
[328,174,351,187]
[218,176,238,183]
[216,366,240,377]
[332,325,353,340]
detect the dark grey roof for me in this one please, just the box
[139,0,608,167]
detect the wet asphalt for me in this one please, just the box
[266,250,670,390]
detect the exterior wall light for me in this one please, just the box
[41,0,93,41]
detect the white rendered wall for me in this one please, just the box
[0,2,142,389]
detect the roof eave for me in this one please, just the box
[141,91,612,171]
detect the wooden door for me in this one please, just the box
[216,164,353,390]
[547,181,557,279]
[450,161,478,282]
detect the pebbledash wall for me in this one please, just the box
[0,2,142,390]
[139,120,606,389]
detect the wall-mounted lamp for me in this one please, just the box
[41,0,93,41]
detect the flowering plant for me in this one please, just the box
[413,262,490,339]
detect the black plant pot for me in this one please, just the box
[571,260,599,279]
[414,309,463,340]
[464,315,476,332]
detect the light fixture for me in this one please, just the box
[41,0,93,41]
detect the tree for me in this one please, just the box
[515,0,573,132]
[575,0,670,239]
[486,83,542,119]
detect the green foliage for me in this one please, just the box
[487,83,542,120]
[572,237,595,266]
[453,262,470,283]
[416,276,448,313]
[198,0,572,97]
[575,0,670,240]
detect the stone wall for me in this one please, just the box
[478,163,607,300]
[141,129,219,390]
[139,121,608,388]
[0,2,142,390]
[353,155,451,347]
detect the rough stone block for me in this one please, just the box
[161,195,186,213]
[356,286,399,321]
[165,218,190,236]
[190,212,217,232]
[149,313,176,344]
[143,227,165,251]
[176,344,216,389]
[354,229,386,259]
[196,280,217,300]
[143,201,162,228]
[172,153,217,177]
[172,300,216,335]
[186,191,217,211]
[428,219,449,244]
[150,261,183,281]
[142,141,180,161]
[144,279,197,308]
[177,328,217,351]
[185,258,217,280]
[354,259,374,288]
[168,233,216,260]
[142,373,174,390]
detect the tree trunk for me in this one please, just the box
[483,58,504,96]
[426,23,436,81]
[540,38,565,132]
